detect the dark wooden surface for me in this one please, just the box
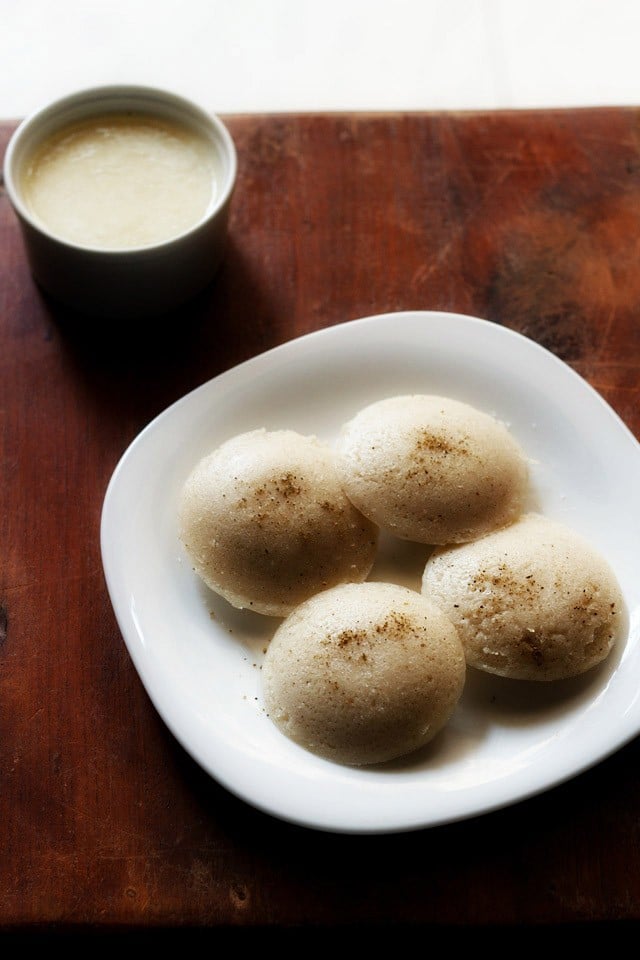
[1,109,640,943]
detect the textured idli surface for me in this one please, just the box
[179,429,378,617]
[263,581,466,765]
[422,513,625,681]
[336,394,529,545]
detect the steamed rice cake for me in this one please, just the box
[421,513,625,681]
[336,394,529,545]
[262,581,466,765]
[178,429,378,617]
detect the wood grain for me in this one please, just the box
[1,108,639,940]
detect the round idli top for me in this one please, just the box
[262,581,466,766]
[336,394,529,545]
[178,429,379,617]
[421,513,625,681]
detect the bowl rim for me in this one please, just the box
[2,83,238,256]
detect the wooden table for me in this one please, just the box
[1,109,639,944]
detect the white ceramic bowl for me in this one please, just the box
[3,85,237,319]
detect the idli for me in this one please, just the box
[421,513,625,681]
[178,429,378,617]
[263,581,466,765]
[336,394,529,544]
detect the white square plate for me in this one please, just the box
[101,311,640,834]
